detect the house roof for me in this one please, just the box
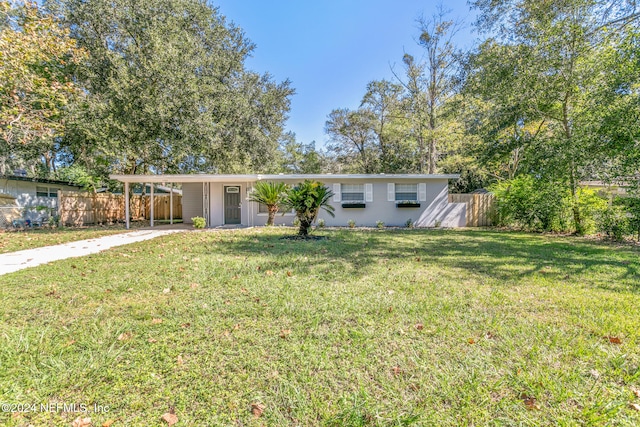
[0,175,83,188]
[110,173,461,183]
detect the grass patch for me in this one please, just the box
[0,226,134,254]
[1,228,640,426]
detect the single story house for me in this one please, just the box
[109,174,467,228]
[0,175,83,222]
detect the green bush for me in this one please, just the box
[490,176,570,231]
[317,218,325,228]
[596,204,629,241]
[191,216,206,229]
[490,177,608,234]
[576,187,609,235]
[376,220,384,229]
[348,219,356,228]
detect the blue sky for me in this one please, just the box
[213,1,478,147]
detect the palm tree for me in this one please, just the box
[282,180,335,236]
[247,181,288,226]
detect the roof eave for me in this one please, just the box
[109,173,462,183]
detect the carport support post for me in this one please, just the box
[150,184,154,227]
[170,183,173,225]
[124,182,130,230]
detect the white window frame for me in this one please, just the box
[341,183,365,203]
[394,183,418,202]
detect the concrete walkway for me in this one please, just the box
[0,229,187,276]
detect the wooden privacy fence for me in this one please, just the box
[448,193,495,227]
[58,191,182,226]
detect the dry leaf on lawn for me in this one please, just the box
[117,332,132,341]
[72,417,92,427]
[415,323,424,331]
[177,355,184,366]
[161,412,178,425]
[468,338,476,344]
[280,329,291,339]
[607,336,622,344]
[520,394,540,410]
[151,318,163,324]
[148,337,158,343]
[102,420,115,427]
[629,403,640,411]
[392,366,402,376]
[632,387,640,398]
[251,402,265,418]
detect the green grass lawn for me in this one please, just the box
[0,226,135,254]
[1,228,639,426]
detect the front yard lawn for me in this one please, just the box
[1,229,639,426]
[0,226,133,254]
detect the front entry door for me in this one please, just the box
[224,186,241,224]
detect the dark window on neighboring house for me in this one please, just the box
[36,186,49,197]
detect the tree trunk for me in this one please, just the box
[428,135,437,174]
[267,205,278,226]
[298,217,311,236]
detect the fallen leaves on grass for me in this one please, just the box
[161,412,178,425]
[468,338,476,344]
[151,318,163,324]
[177,355,184,366]
[414,323,424,330]
[629,403,640,411]
[251,402,265,418]
[392,366,402,376]
[162,288,171,294]
[606,336,622,344]
[280,329,291,339]
[117,332,133,341]
[72,417,92,427]
[148,338,157,343]
[265,270,274,276]
[102,420,115,427]
[520,394,540,410]
[632,387,640,398]
[190,283,199,289]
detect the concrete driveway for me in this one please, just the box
[0,229,187,276]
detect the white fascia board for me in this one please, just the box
[109,173,461,183]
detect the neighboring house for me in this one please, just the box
[0,175,83,222]
[110,174,466,228]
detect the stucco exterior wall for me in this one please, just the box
[245,178,466,228]
[181,183,203,224]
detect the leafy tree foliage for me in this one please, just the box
[247,181,288,226]
[0,0,86,175]
[277,132,327,174]
[326,8,465,177]
[282,180,334,236]
[48,0,293,177]
[466,0,640,233]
